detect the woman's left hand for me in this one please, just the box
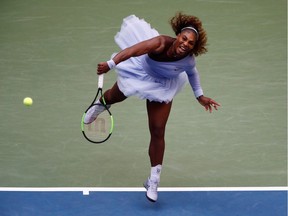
[197,95,220,113]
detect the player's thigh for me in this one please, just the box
[146,100,172,131]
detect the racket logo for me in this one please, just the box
[88,118,106,133]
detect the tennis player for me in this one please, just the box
[85,12,220,202]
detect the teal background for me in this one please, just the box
[0,0,286,187]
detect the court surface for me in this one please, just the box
[0,0,287,215]
[0,187,287,216]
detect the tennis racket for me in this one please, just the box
[81,74,114,144]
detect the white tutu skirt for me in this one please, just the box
[114,15,187,103]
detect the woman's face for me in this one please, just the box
[174,30,197,56]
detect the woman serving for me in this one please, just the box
[85,12,220,202]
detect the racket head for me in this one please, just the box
[81,103,114,144]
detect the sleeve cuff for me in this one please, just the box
[194,89,204,98]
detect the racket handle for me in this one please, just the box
[98,74,104,89]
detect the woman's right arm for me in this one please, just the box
[97,36,166,74]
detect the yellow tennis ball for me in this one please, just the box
[23,97,33,106]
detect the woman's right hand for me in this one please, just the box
[97,62,110,74]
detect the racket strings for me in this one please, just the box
[82,104,112,143]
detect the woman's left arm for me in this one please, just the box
[186,67,220,113]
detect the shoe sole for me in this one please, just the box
[143,183,157,202]
[146,194,156,202]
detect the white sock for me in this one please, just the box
[150,164,162,182]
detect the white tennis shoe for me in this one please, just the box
[144,177,159,202]
[84,103,111,124]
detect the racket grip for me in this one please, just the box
[98,74,104,88]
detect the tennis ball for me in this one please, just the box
[23,97,33,106]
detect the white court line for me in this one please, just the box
[0,187,287,192]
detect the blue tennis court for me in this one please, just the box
[0,187,287,216]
